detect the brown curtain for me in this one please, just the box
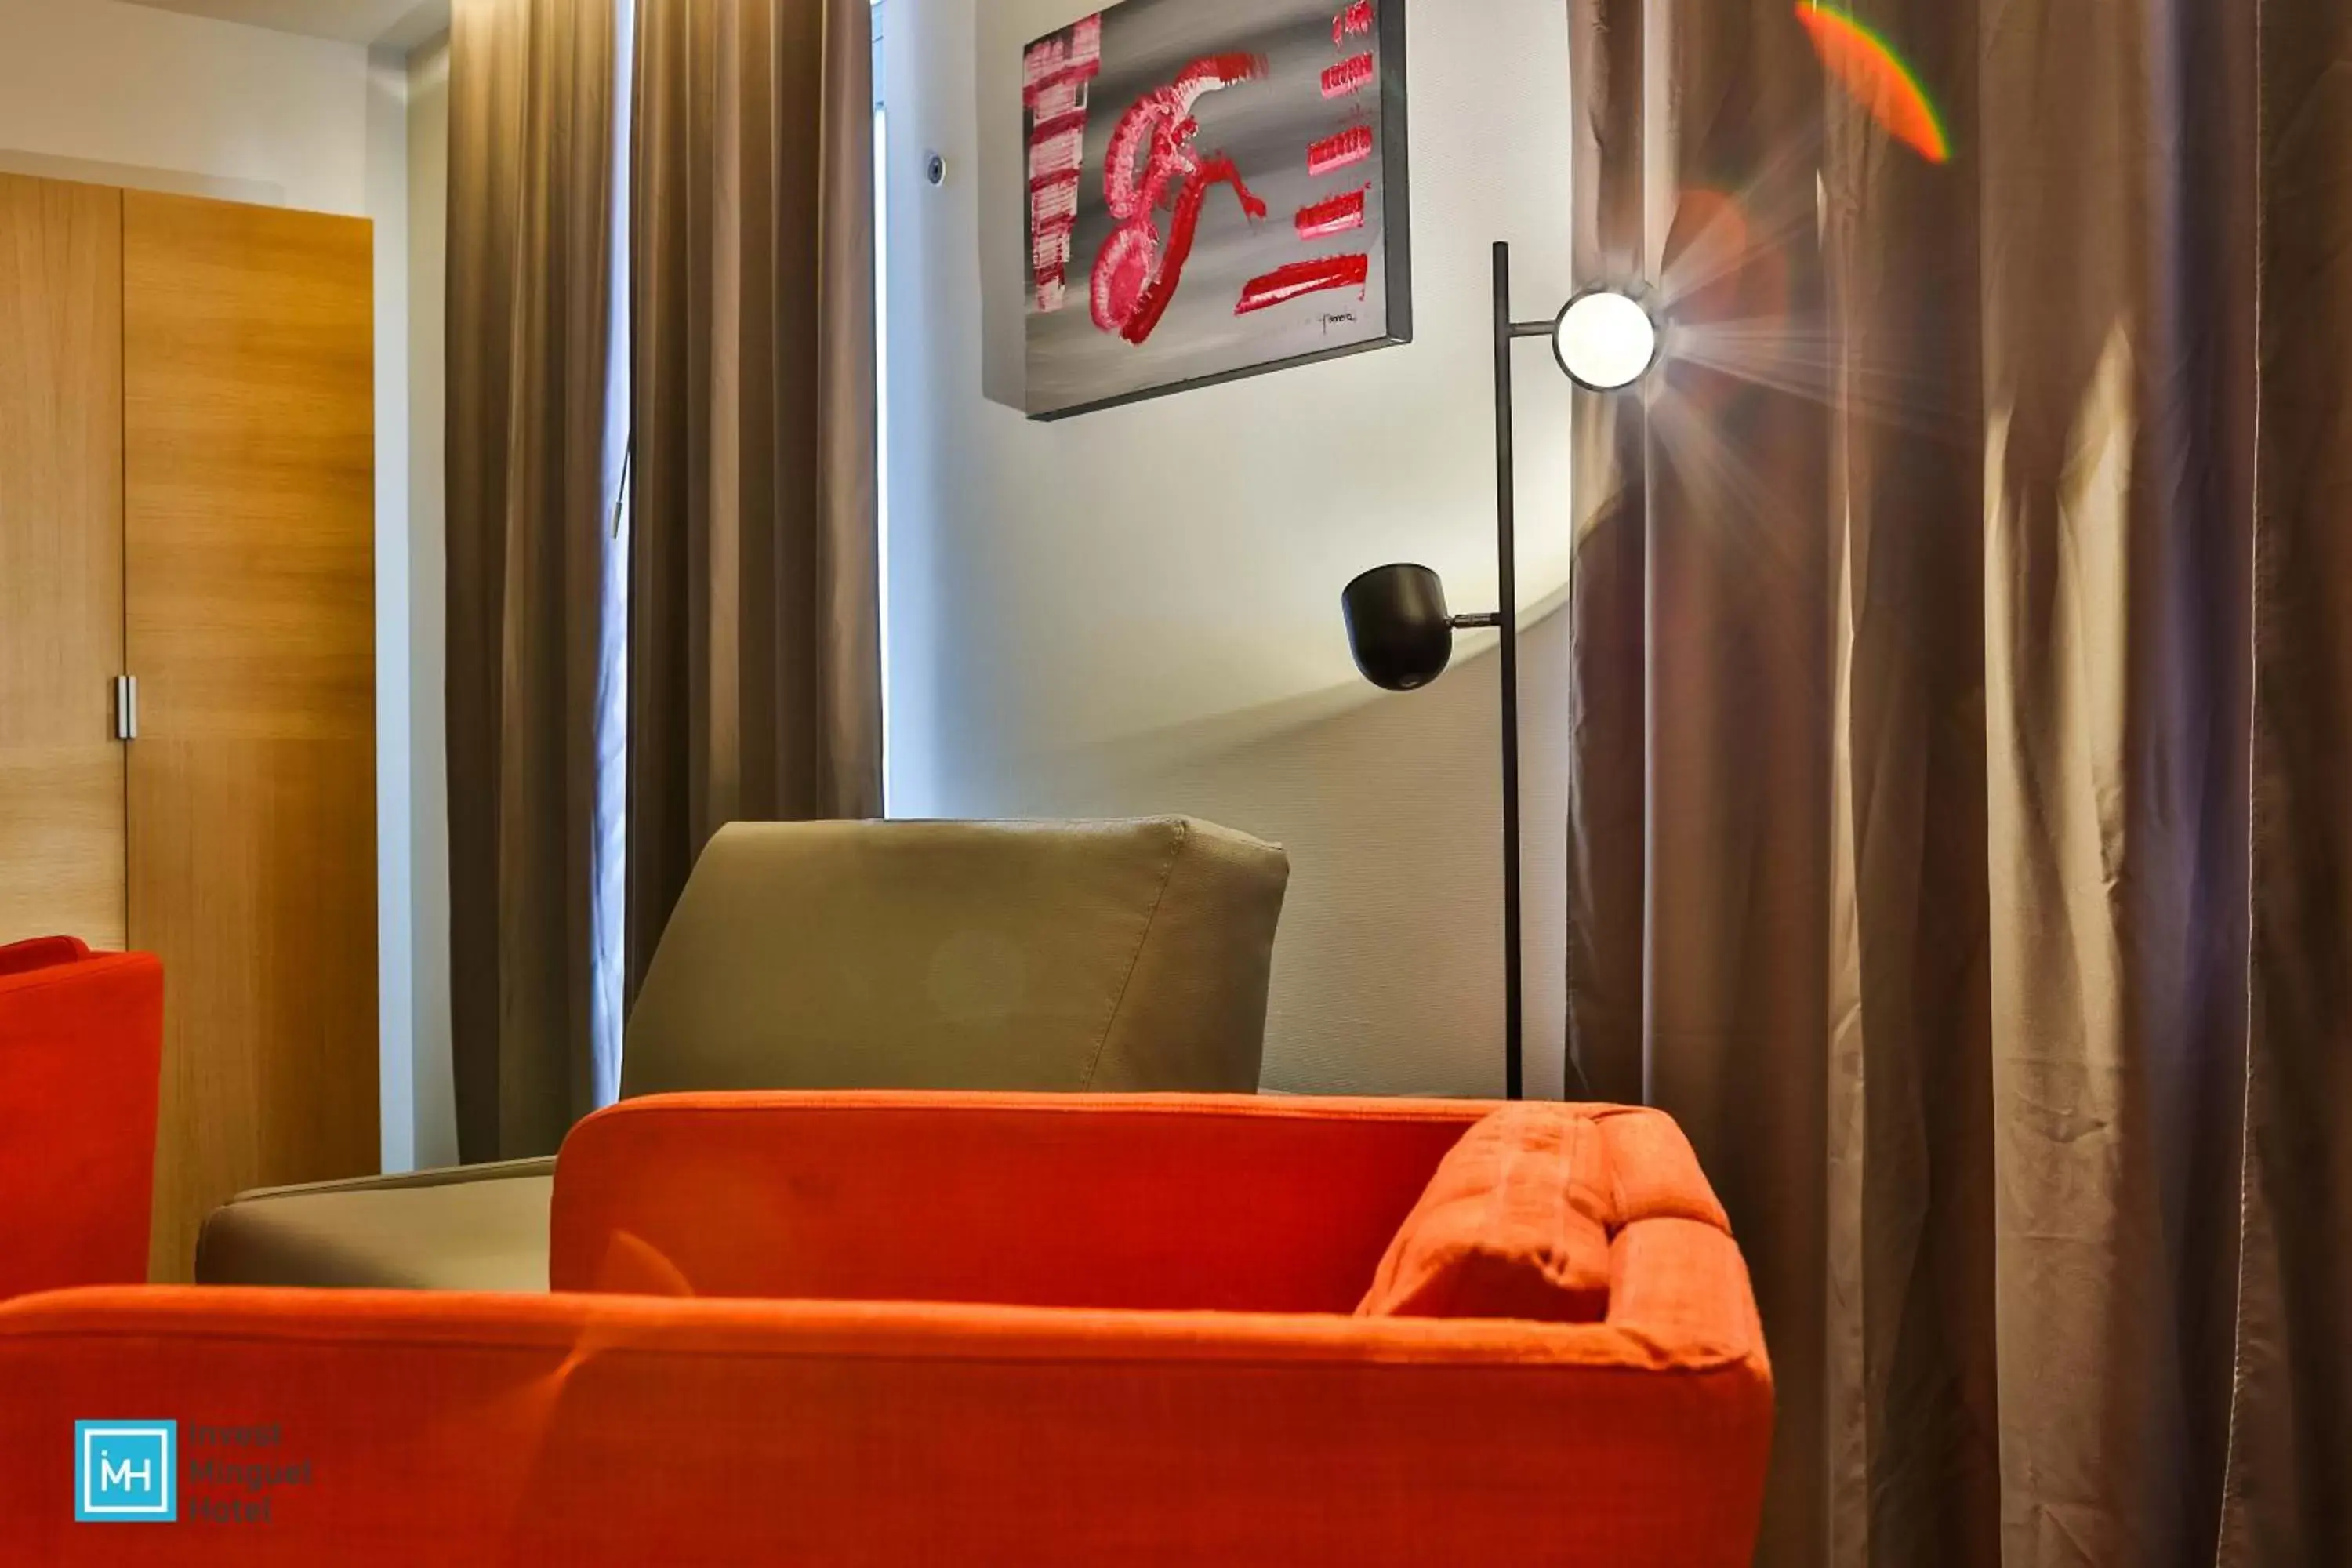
[2231,5,2352,1559]
[627,0,882,996]
[1564,1,2351,1563]
[446,0,620,1161]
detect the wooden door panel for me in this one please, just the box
[124,191,378,1280]
[0,175,125,949]
[129,739,379,1258]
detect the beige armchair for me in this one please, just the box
[195,817,1289,1292]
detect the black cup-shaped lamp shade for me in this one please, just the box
[1343,564,1457,691]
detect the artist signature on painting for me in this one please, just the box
[1319,310,1360,335]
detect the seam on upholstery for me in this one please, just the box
[593,1098,1494,1127]
[1604,1119,1631,1230]
[0,1319,1769,1381]
[230,1157,559,1204]
[0,936,90,979]
[0,954,154,1001]
[1077,822,1188,1091]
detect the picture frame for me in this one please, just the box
[1021,0,1412,420]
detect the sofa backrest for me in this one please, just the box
[554,1091,1482,1310]
[621,818,1289,1098]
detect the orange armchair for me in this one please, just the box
[0,936,162,1300]
[0,1094,1770,1565]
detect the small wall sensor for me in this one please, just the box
[925,151,948,187]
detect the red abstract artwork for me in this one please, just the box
[1089,53,1270,345]
[1295,187,1370,240]
[1237,253,1373,314]
[1307,125,1375,176]
[1021,0,1407,418]
[1320,53,1376,99]
[1022,16,1102,314]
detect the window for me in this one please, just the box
[873,0,893,815]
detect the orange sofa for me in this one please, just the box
[0,936,162,1301]
[0,1094,1770,1564]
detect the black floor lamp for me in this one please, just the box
[1341,241,1659,1102]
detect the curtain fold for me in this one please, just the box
[627,0,882,999]
[1566,1,2348,1562]
[2230,2,2352,1559]
[445,0,621,1162]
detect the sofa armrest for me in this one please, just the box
[0,1283,1770,1566]
[551,1092,1486,1312]
[0,951,163,1298]
[0,935,93,978]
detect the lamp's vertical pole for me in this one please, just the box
[1493,241,1525,1103]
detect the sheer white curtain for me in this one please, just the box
[589,0,636,1109]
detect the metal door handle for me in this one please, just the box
[114,675,138,741]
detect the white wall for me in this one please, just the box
[884,0,1581,1097]
[0,0,368,210]
[0,0,453,1168]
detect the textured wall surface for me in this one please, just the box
[883,0,1581,1096]
[0,0,369,210]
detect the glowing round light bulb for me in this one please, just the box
[1552,289,1659,392]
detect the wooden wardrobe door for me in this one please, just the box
[0,176,125,950]
[123,191,379,1280]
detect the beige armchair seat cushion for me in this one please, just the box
[197,818,1288,1292]
[196,1161,554,1293]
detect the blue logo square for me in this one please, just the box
[74,1421,176,1523]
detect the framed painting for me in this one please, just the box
[1021,0,1411,419]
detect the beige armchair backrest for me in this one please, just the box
[621,818,1290,1098]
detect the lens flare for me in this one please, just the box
[1554,289,1660,392]
[1795,4,1951,165]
